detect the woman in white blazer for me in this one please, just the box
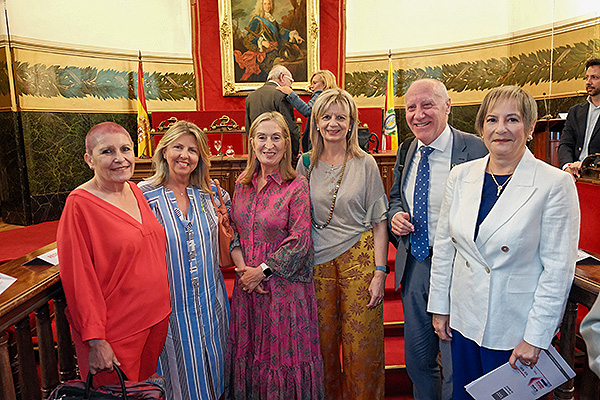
[427,86,580,399]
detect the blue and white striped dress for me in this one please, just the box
[139,181,230,400]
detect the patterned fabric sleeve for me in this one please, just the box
[264,176,314,282]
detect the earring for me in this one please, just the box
[528,134,533,141]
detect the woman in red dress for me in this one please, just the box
[57,122,171,386]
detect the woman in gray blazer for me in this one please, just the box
[427,86,580,399]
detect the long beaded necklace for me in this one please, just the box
[489,171,514,197]
[307,148,349,229]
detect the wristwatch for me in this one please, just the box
[375,265,390,274]
[260,263,273,279]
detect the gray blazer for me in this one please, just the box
[388,127,488,290]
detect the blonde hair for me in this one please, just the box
[240,111,296,186]
[312,70,337,91]
[309,88,363,166]
[147,120,212,192]
[475,86,538,135]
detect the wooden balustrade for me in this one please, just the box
[0,243,77,400]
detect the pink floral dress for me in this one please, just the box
[223,170,324,400]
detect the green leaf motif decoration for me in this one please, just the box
[0,61,10,96]
[345,39,600,98]
[13,61,196,101]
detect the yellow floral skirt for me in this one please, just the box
[313,229,385,400]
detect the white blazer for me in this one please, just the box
[427,149,580,350]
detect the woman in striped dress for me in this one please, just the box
[139,120,230,400]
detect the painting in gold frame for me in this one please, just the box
[218,0,320,96]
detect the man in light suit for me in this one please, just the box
[245,64,301,158]
[388,79,487,400]
[558,58,600,177]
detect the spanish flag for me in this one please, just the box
[137,52,152,158]
[384,53,398,151]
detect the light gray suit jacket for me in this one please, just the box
[427,150,580,349]
[388,127,488,290]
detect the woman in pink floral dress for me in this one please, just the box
[223,111,324,399]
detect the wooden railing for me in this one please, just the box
[0,243,77,400]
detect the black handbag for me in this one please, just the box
[48,363,165,400]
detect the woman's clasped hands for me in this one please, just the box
[235,264,268,294]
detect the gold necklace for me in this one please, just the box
[166,185,186,196]
[307,148,349,229]
[489,171,514,197]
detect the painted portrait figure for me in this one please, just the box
[233,0,307,83]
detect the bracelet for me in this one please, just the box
[375,265,390,274]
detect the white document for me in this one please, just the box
[465,345,575,399]
[577,249,600,263]
[0,272,17,295]
[22,248,59,267]
[38,249,59,265]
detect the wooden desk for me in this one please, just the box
[557,262,600,399]
[0,244,60,333]
[372,151,397,198]
[0,243,76,400]
[133,151,399,198]
[533,118,565,168]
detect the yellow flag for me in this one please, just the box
[384,56,398,151]
[137,55,152,158]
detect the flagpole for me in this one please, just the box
[382,50,390,152]
[139,50,149,158]
[383,49,398,152]
[388,50,398,151]
[137,50,152,158]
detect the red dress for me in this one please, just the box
[57,182,171,382]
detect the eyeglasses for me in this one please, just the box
[283,74,294,83]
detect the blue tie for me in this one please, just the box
[411,146,434,262]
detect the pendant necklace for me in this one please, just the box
[307,148,349,229]
[489,171,514,197]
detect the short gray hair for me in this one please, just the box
[267,65,291,81]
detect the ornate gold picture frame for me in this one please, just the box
[218,0,320,96]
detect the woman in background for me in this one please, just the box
[57,122,170,386]
[278,70,338,151]
[428,86,580,399]
[296,88,389,399]
[224,111,324,399]
[139,120,230,400]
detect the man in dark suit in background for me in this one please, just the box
[388,79,488,400]
[245,64,301,158]
[558,58,600,177]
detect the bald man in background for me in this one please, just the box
[245,64,301,159]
